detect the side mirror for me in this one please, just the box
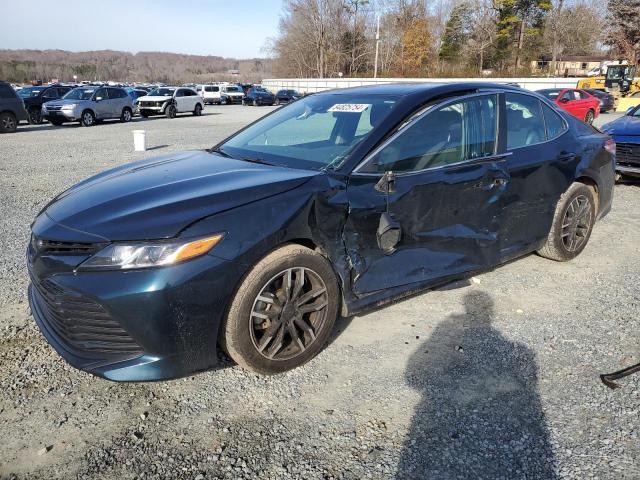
[626,107,635,115]
[377,212,401,255]
[95,96,103,102]
[374,171,396,194]
[560,98,569,103]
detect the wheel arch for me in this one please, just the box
[575,175,600,214]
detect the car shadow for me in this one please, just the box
[396,290,557,479]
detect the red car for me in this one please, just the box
[537,88,600,124]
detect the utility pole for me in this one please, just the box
[374,14,380,78]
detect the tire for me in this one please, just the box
[584,109,595,124]
[165,103,176,119]
[537,182,597,262]
[193,103,202,116]
[0,111,17,133]
[253,99,258,107]
[221,97,228,105]
[120,107,133,123]
[140,110,150,118]
[80,109,95,127]
[49,119,64,126]
[28,108,42,125]
[222,244,339,374]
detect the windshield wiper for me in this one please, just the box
[238,156,274,166]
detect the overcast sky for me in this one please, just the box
[0,0,283,58]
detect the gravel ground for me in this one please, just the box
[0,108,638,480]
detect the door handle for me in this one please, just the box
[558,151,576,162]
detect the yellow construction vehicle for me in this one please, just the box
[577,64,640,112]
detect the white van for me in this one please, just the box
[198,84,221,105]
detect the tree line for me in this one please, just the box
[0,49,273,84]
[268,0,640,78]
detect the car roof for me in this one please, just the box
[318,82,524,97]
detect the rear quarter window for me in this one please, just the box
[0,84,17,99]
[540,103,567,140]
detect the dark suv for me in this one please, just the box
[18,85,74,124]
[243,87,275,106]
[0,81,27,133]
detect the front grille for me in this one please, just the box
[617,142,640,167]
[31,236,105,256]
[30,275,143,360]
[47,105,63,111]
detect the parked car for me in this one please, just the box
[0,80,28,133]
[583,88,615,113]
[18,85,74,124]
[536,88,600,124]
[601,104,640,178]
[220,85,244,105]
[275,89,302,105]
[138,87,203,118]
[42,86,135,127]
[27,83,615,381]
[198,84,222,105]
[243,87,275,106]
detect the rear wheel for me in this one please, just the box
[28,108,42,125]
[0,112,17,133]
[584,109,595,124]
[193,103,202,116]
[120,107,132,123]
[537,182,596,262]
[80,110,95,127]
[222,244,339,374]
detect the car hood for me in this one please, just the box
[139,95,172,102]
[44,99,87,107]
[601,115,640,136]
[40,151,318,241]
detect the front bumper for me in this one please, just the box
[42,109,78,121]
[28,251,246,381]
[617,164,640,177]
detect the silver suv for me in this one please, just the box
[42,86,135,127]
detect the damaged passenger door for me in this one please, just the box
[344,93,510,295]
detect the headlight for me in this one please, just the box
[61,104,77,110]
[79,234,224,270]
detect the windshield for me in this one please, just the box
[18,87,44,98]
[148,88,175,96]
[217,93,398,171]
[607,65,634,80]
[63,88,96,100]
[204,86,219,92]
[224,86,241,93]
[537,89,561,100]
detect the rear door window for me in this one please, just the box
[505,93,546,149]
[541,103,567,140]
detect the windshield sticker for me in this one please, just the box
[328,103,370,113]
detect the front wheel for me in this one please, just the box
[537,182,596,262]
[80,110,95,127]
[120,107,132,123]
[221,244,339,374]
[584,109,595,124]
[165,103,176,118]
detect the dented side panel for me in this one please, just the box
[343,161,509,296]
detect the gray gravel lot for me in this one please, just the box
[0,107,638,479]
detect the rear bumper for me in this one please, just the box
[28,253,246,381]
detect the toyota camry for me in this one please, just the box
[27,83,615,381]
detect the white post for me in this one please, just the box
[374,15,380,78]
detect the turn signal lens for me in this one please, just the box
[604,138,616,156]
[173,235,224,262]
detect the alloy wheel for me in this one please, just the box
[249,267,329,361]
[561,194,592,252]
[1,113,16,132]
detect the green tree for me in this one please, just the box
[439,2,474,63]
